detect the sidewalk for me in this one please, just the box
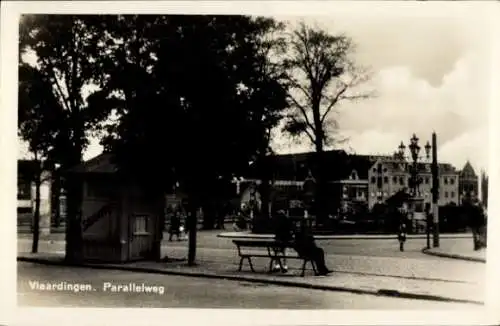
[217,231,473,240]
[423,241,486,263]
[18,245,485,305]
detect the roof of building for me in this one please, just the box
[68,153,117,174]
[18,160,54,178]
[459,161,477,177]
[244,150,375,182]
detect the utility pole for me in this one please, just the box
[431,132,440,247]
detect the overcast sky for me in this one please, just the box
[271,10,493,174]
[16,3,494,175]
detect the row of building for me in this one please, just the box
[236,150,482,214]
[17,150,484,231]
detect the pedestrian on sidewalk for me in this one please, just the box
[169,210,182,241]
[398,219,407,252]
[293,223,333,276]
[272,210,294,273]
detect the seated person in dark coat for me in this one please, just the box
[293,223,332,276]
[272,210,294,272]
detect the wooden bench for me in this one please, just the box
[232,239,317,277]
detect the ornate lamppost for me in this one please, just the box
[397,133,440,248]
[397,134,431,239]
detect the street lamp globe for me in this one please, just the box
[424,141,431,159]
[409,135,420,162]
[398,141,406,157]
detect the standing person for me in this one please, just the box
[272,210,294,273]
[293,223,333,276]
[398,217,407,252]
[169,210,181,241]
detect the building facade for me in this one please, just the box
[236,150,374,216]
[367,157,460,210]
[234,150,475,217]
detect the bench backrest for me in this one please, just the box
[232,239,292,248]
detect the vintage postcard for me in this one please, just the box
[1,1,499,326]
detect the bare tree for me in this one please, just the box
[283,22,373,224]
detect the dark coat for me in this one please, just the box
[293,227,316,257]
[273,214,294,243]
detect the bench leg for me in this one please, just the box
[238,257,245,271]
[301,259,318,277]
[247,257,255,272]
[301,260,307,277]
[311,260,318,275]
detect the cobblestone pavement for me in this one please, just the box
[17,232,486,304]
[17,262,481,309]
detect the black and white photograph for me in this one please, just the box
[2,1,499,325]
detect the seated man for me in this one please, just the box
[272,210,294,272]
[293,223,333,276]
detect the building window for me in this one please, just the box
[383,168,387,173]
[444,191,449,198]
[451,191,455,198]
[450,178,455,185]
[425,177,430,184]
[372,168,376,173]
[371,177,376,184]
[377,177,382,188]
[392,176,397,183]
[384,176,388,184]
[377,164,382,173]
[444,178,448,185]
[399,177,405,185]
[133,215,149,234]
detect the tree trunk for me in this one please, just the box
[187,202,198,266]
[31,158,41,254]
[260,155,271,219]
[52,173,61,228]
[65,176,83,262]
[153,191,166,261]
[64,128,85,263]
[313,133,328,227]
[254,154,271,233]
[202,202,215,230]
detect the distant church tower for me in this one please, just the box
[459,161,478,204]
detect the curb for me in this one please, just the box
[421,248,486,263]
[18,256,482,306]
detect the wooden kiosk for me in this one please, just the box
[68,154,164,263]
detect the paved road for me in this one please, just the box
[18,230,472,259]
[17,262,479,309]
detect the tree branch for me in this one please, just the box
[288,94,316,134]
[289,116,315,145]
[41,57,73,112]
[288,77,313,103]
[320,82,348,124]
